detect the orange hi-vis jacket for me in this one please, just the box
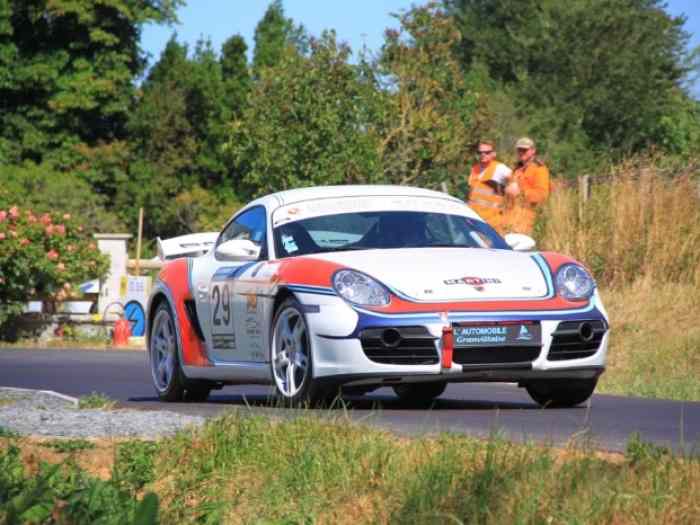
[468,161,509,232]
[503,159,550,235]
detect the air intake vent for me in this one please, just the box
[453,346,540,365]
[360,326,438,365]
[184,300,206,341]
[548,320,607,361]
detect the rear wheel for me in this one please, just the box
[393,382,447,406]
[525,378,598,408]
[149,302,211,402]
[270,297,326,406]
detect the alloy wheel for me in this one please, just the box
[150,308,177,392]
[271,306,310,398]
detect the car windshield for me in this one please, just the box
[273,210,510,258]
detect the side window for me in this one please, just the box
[218,206,268,259]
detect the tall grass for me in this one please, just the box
[537,158,700,287]
[598,281,700,400]
[535,158,700,401]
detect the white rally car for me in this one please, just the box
[147,185,609,407]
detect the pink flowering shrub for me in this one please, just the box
[0,206,109,326]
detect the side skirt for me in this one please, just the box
[182,362,271,384]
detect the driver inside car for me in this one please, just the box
[377,212,430,248]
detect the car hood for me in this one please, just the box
[311,248,550,301]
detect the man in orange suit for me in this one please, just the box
[467,140,512,233]
[503,137,550,235]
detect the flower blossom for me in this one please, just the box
[0,233,4,241]
[54,224,66,236]
[0,211,7,222]
[63,213,71,220]
[57,262,65,272]
[20,238,30,247]
[40,213,51,225]
[9,206,19,219]
[47,249,59,260]
[45,225,54,236]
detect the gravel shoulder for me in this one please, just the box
[0,387,206,439]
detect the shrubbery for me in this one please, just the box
[0,206,109,326]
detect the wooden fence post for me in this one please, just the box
[135,207,143,276]
[578,175,591,222]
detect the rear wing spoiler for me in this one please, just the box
[156,232,218,260]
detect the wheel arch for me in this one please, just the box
[272,286,297,315]
[146,291,169,344]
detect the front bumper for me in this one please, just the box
[298,291,609,386]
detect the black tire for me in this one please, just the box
[149,302,212,402]
[525,378,598,408]
[270,297,327,406]
[393,382,447,406]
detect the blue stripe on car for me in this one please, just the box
[319,303,604,340]
[212,262,259,282]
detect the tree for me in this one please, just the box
[446,0,696,159]
[220,35,251,116]
[124,34,248,238]
[252,0,308,74]
[0,0,181,166]
[0,162,123,233]
[226,32,384,197]
[377,3,487,190]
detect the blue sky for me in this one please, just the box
[141,0,700,96]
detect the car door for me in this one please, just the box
[207,206,268,363]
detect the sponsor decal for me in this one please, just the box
[516,325,533,341]
[453,322,541,347]
[246,293,258,314]
[245,316,261,337]
[444,276,502,292]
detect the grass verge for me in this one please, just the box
[1,414,699,524]
[599,281,700,401]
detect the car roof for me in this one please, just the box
[249,185,464,210]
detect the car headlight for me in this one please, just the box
[332,269,390,306]
[555,264,595,300]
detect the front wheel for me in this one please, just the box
[270,297,326,406]
[149,302,211,402]
[525,378,598,408]
[393,382,447,406]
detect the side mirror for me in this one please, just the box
[215,239,261,261]
[504,233,536,252]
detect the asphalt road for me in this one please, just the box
[1,348,698,454]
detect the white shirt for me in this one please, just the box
[479,162,512,186]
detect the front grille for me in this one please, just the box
[360,326,438,365]
[547,320,607,361]
[453,346,540,365]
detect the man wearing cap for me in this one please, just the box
[467,140,512,233]
[503,137,551,235]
